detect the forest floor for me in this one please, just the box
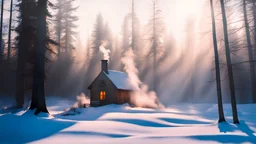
[0,97,256,144]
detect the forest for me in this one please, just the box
[1,0,256,143]
[0,0,256,124]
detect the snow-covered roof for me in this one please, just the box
[104,70,137,91]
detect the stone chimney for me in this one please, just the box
[101,60,108,74]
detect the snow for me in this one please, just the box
[0,97,256,144]
[104,70,138,91]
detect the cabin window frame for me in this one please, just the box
[100,91,106,100]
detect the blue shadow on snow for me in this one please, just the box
[159,118,211,124]
[0,111,76,143]
[188,135,256,143]
[60,131,131,138]
[108,118,173,127]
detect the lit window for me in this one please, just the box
[100,91,106,100]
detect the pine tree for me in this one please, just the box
[62,0,78,58]
[30,0,57,113]
[7,0,13,63]
[0,0,4,53]
[129,0,142,56]
[32,0,48,114]
[246,0,256,103]
[252,0,256,103]
[54,0,78,59]
[15,0,37,108]
[103,23,113,66]
[54,0,64,58]
[86,36,91,61]
[84,13,106,89]
[131,0,135,50]
[220,0,239,124]
[210,0,225,123]
[0,38,4,61]
[148,0,164,92]
[91,13,104,55]
[122,15,130,52]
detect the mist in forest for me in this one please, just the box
[39,0,256,105]
[0,0,254,106]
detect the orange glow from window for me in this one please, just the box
[100,91,106,100]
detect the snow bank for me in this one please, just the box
[0,97,256,144]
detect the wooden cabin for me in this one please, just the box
[88,60,137,107]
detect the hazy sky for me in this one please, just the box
[1,0,206,46]
[77,0,206,46]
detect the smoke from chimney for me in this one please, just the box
[121,48,164,109]
[99,41,110,61]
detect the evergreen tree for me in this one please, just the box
[220,0,239,124]
[131,0,135,50]
[15,0,37,108]
[91,13,104,55]
[62,0,78,58]
[252,0,256,103]
[0,38,3,61]
[30,0,57,112]
[147,0,164,92]
[210,0,225,123]
[31,0,48,114]
[84,13,106,90]
[103,23,114,67]
[122,15,130,52]
[7,0,13,63]
[0,0,4,52]
[54,0,64,57]
[15,0,56,109]
[243,0,256,103]
[54,0,78,59]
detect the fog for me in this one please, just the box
[44,0,254,106]
[0,0,254,106]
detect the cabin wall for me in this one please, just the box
[117,90,131,104]
[90,72,118,107]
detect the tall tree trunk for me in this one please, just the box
[15,0,29,108]
[57,3,62,58]
[243,0,256,103]
[30,65,37,110]
[6,0,13,101]
[33,0,48,115]
[131,0,135,50]
[210,0,225,123]
[153,0,157,93]
[252,1,256,103]
[65,19,68,58]
[7,0,13,62]
[57,26,61,58]
[220,0,239,124]
[15,42,26,108]
[0,0,4,52]
[87,36,90,60]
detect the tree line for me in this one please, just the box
[0,0,255,120]
[210,0,256,124]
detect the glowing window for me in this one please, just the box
[100,91,106,100]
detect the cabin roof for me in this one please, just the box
[103,70,138,91]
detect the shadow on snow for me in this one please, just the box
[60,131,131,138]
[0,110,76,143]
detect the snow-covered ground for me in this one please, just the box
[0,97,256,144]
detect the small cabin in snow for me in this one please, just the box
[88,60,137,107]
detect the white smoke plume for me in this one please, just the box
[99,41,111,60]
[73,93,90,108]
[121,48,164,109]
